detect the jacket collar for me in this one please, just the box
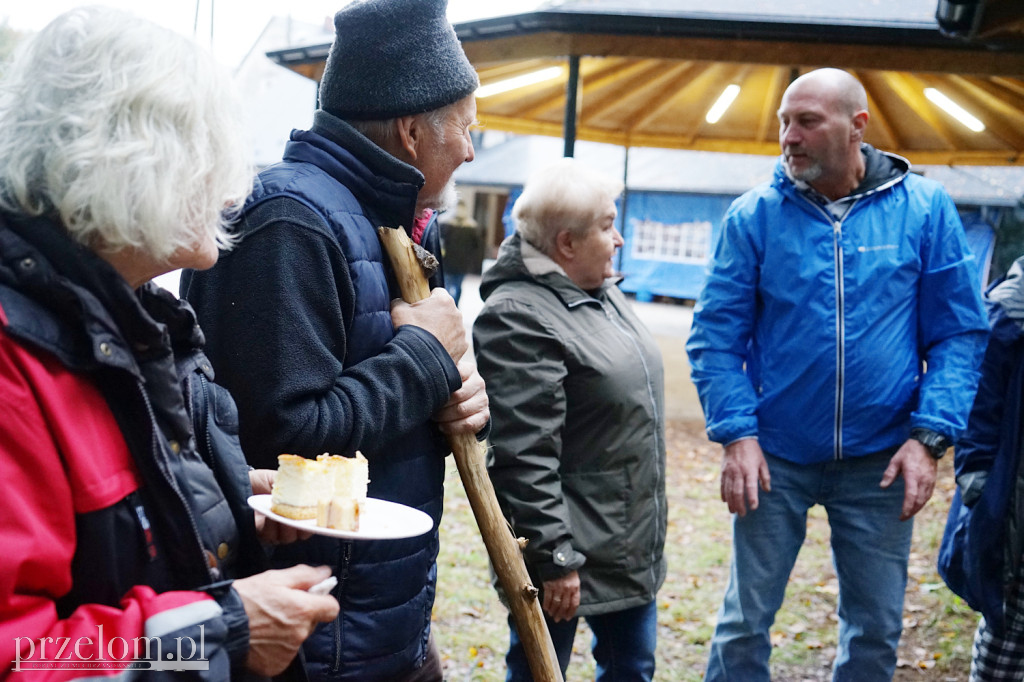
[0,212,202,375]
[775,143,910,206]
[480,232,620,307]
[289,110,423,230]
[988,256,1024,329]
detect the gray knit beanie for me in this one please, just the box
[319,0,479,120]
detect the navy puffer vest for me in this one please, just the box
[247,118,448,680]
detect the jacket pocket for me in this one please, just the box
[561,468,630,569]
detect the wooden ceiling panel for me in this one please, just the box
[711,66,776,142]
[878,72,961,151]
[475,58,1024,163]
[855,71,901,152]
[585,61,699,130]
[755,67,789,145]
[921,74,1024,152]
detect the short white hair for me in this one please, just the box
[0,6,252,262]
[513,157,624,256]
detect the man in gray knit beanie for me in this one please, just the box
[320,0,479,119]
[182,0,488,680]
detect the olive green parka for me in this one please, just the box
[473,232,668,615]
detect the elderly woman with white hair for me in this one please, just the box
[0,7,338,679]
[473,157,668,681]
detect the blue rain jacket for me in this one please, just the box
[687,147,988,463]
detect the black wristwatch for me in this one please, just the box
[910,428,951,460]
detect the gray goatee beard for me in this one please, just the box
[784,150,823,183]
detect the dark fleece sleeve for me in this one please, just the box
[182,213,460,469]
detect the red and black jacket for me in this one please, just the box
[0,212,268,680]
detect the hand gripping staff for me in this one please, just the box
[377,225,563,682]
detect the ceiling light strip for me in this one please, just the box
[924,88,985,132]
[476,67,564,98]
[705,84,741,124]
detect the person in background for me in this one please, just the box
[939,255,1024,682]
[686,68,989,681]
[0,7,337,679]
[439,197,482,306]
[180,0,489,679]
[474,158,667,681]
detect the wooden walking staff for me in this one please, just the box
[378,225,564,682]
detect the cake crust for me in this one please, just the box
[269,500,319,520]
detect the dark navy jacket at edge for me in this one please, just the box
[940,258,1024,633]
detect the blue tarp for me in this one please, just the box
[501,188,522,239]
[502,189,731,299]
[618,192,734,300]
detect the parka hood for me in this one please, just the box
[480,231,620,306]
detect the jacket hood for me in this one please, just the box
[988,256,1024,328]
[773,143,910,202]
[479,232,619,306]
[0,212,203,375]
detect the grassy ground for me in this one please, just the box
[432,419,978,681]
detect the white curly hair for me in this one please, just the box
[513,157,624,256]
[0,6,252,262]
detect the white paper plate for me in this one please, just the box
[247,494,433,540]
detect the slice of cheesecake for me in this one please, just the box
[270,454,332,520]
[269,453,370,527]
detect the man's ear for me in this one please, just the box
[396,114,421,161]
[851,109,869,142]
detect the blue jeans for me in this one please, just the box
[705,451,913,682]
[506,600,657,681]
[444,272,464,306]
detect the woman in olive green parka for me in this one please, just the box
[472,158,668,682]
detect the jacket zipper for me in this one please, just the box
[600,299,664,581]
[784,157,906,458]
[332,541,353,674]
[196,374,217,468]
[136,382,212,582]
[832,219,845,461]
[798,195,859,461]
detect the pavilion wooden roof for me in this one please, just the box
[268,1,1024,166]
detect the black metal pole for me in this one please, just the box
[563,55,580,158]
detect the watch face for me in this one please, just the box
[911,429,948,459]
[925,439,948,458]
